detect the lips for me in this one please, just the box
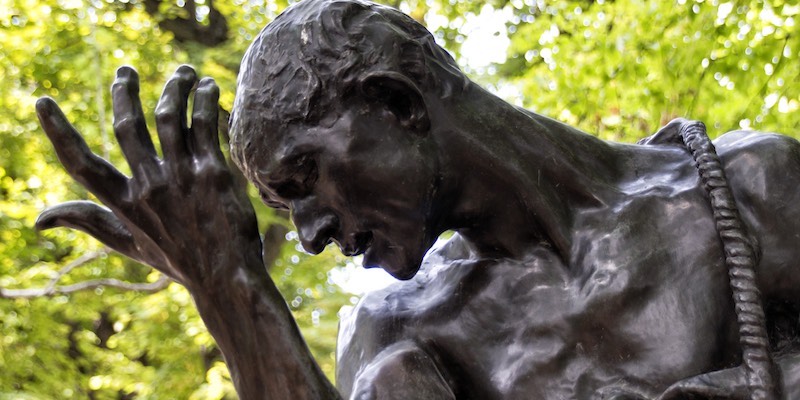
[362,245,381,269]
[340,231,373,256]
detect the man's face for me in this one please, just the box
[247,101,441,280]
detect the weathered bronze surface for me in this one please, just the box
[36,0,800,399]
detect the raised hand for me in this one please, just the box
[35,65,262,290]
[36,65,340,399]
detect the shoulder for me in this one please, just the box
[338,234,479,335]
[336,234,480,392]
[713,130,800,195]
[715,130,800,164]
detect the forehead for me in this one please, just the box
[229,65,370,180]
[237,110,354,183]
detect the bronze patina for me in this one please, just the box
[36,1,800,398]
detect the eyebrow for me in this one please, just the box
[254,150,316,208]
[257,158,309,209]
[257,150,304,182]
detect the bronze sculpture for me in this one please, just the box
[35,0,800,398]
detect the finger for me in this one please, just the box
[214,106,251,192]
[36,201,140,259]
[191,78,225,163]
[36,97,129,204]
[112,66,159,176]
[217,105,246,184]
[218,106,231,146]
[156,65,197,163]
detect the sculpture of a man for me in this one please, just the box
[35,0,800,398]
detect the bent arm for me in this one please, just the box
[35,66,341,400]
[347,341,455,400]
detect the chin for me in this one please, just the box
[363,242,424,281]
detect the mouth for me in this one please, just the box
[340,231,373,256]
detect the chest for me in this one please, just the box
[415,201,738,398]
[416,259,736,399]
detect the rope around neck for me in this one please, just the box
[677,120,779,400]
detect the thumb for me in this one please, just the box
[37,201,140,260]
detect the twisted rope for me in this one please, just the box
[678,120,779,400]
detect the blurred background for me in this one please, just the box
[0,0,798,398]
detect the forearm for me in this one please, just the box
[189,241,341,400]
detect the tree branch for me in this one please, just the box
[1,275,170,299]
[141,0,229,47]
[46,249,106,292]
[735,35,791,127]
[0,250,171,299]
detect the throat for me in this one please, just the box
[458,217,557,260]
[438,95,625,265]
[451,177,578,263]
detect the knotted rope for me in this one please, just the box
[677,120,779,400]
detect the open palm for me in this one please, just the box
[35,65,262,290]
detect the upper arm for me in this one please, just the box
[336,298,457,400]
[715,131,800,213]
[348,341,456,400]
[715,130,800,300]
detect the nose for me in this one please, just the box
[294,210,339,255]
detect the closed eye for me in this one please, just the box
[269,155,318,200]
[258,189,289,210]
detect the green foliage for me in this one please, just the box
[0,1,345,398]
[1,0,799,398]
[446,0,799,141]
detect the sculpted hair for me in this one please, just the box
[229,0,468,171]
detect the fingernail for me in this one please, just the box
[116,66,135,79]
[35,97,54,113]
[176,64,197,78]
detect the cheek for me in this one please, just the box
[347,175,434,235]
[353,154,432,205]
[322,136,437,225]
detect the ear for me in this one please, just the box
[359,71,430,134]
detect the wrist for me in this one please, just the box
[186,247,340,399]
[184,233,265,294]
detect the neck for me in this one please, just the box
[430,84,624,264]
